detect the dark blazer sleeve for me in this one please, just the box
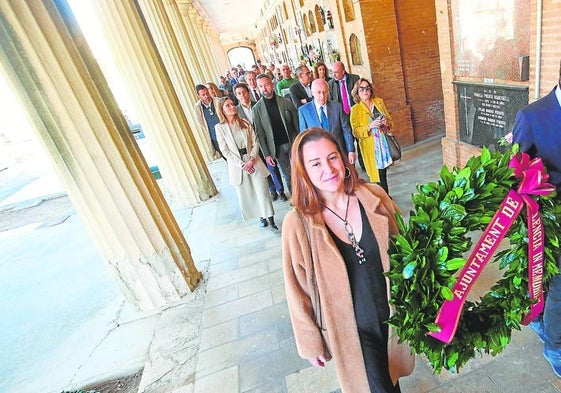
[253,102,272,157]
[281,98,300,141]
[336,103,355,152]
[328,79,339,102]
[290,83,312,108]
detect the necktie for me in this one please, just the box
[253,89,260,101]
[320,106,329,130]
[341,79,350,115]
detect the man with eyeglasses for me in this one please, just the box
[289,65,314,108]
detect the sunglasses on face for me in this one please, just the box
[358,86,371,92]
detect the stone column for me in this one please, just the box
[188,8,215,83]
[138,0,215,161]
[169,1,207,85]
[0,0,202,310]
[197,17,220,80]
[203,21,222,79]
[93,0,216,207]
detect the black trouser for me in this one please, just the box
[275,142,292,193]
[378,167,388,195]
[211,139,226,160]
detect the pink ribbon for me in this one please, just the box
[428,153,553,344]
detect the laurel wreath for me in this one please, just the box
[387,144,561,373]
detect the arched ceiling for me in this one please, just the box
[187,0,262,43]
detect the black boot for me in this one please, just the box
[268,216,279,231]
[259,217,268,227]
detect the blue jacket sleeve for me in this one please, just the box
[512,110,534,153]
[298,108,308,132]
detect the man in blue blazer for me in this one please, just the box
[513,60,561,378]
[298,79,356,165]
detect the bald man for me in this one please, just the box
[298,79,356,164]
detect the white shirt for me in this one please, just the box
[555,84,561,109]
[241,104,254,124]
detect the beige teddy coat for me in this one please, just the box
[282,183,415,392]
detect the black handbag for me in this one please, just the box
[385,133,401,161]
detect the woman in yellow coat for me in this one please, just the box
[349,78,394,194]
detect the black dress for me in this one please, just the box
[327,202,400,393]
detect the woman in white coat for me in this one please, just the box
[215,97,278,230]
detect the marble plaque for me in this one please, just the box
[455,82,528,150]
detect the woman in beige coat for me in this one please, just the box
[215,97,278,230]
[282,128,414,392]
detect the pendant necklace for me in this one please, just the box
[324,194,366,264]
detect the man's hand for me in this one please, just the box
[266,156,276,167]
[348,152,357,165]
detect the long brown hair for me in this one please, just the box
[217,97,249,130]
[290,128,364,215]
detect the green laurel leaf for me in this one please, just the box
[388,143,561,374]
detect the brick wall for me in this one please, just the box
[360,0,413,145]
[359,0,444,147]
[395,0,445,142]
[529,0,561,100]
[437,0,561,169]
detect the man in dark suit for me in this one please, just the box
[244,71,262,103]
[234,82,287,202]
[513,59,561,378]
[328,61,362,168]
[328,61,360,115]
[253,74,299,194]
[289,65,314,108]
[298,79,356,165]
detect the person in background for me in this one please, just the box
[206,82,228,99]
[282,128,414,392]
[276,64,298,96]
[208,81,237,105]
[235,82,287,203]
[328,61,363,169]
[218,75,233,95]
[244,71,262,103]
[253,74,299,195]
[350,78,394,194]
[328,61,360,116]
[298,79,356,165]
[289,65,314,108]
[313,62,332,82]
[215,97,278,231]
[227,70,237,86]
[512,59,561,379]
[194,84,223,160]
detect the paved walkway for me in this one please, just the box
[1,136,561,392]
